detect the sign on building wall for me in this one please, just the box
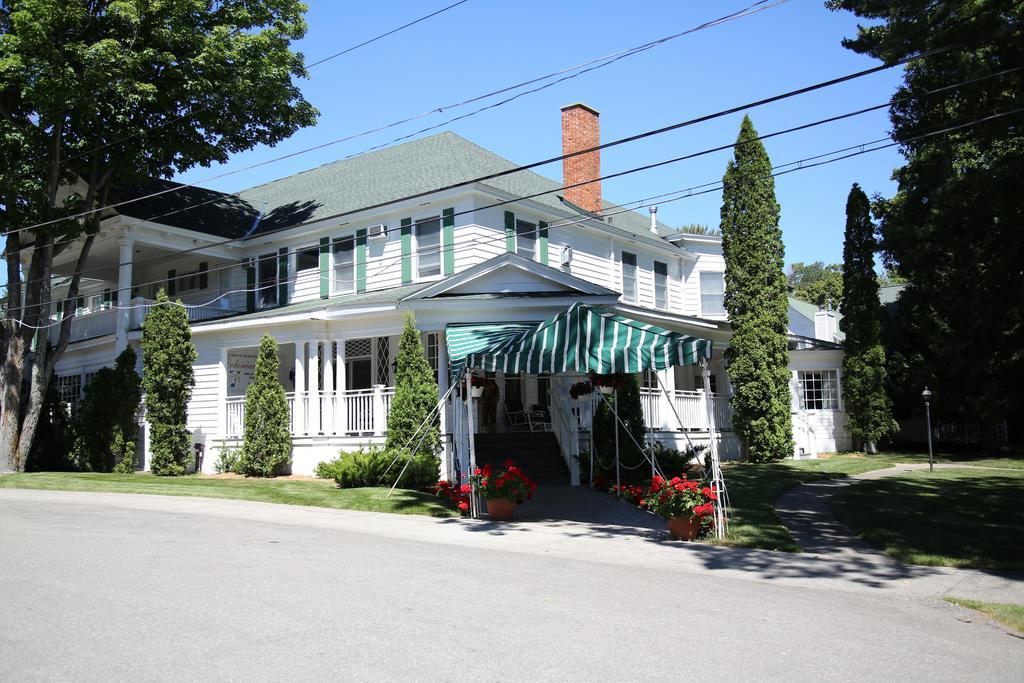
[227,350,259,396]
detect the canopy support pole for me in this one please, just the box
[614,391,621,496]
[700,359,728,539]
[466,373,479,519]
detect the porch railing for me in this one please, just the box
[49,298,240,345]
[225,386,395,439]
[129,297,238,329]
[639,389,733,432]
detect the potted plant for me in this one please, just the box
[641,474,717,541]
[569,381,593,400]
[469,373,488,398]
[589,372,627,395]
[471,459,536,520]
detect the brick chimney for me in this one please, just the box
[561,103,602,214]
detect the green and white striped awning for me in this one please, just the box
[447,302,711,379]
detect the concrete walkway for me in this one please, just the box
[775,462,1023,598]
[2,487,1021,605]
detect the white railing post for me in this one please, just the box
[115,238,133,353]
[335,339,347,435]
[307,340,320,435]
[698,388,710,431]
[372,384,386,436]
[293,342,306,436]
[322,341,334,435]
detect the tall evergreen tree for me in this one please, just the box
[720,116,793,462]
[840,185,897,452]
[385,314,441,484]
[141,290,196,476]
[829,1,1023,445]
[238,335,292,477]
[72,346,142,472]
[592,374,648,483]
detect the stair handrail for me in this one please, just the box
[549,382,581,486]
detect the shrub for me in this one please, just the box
[26,372,75,472]
[327,446,437,490]
[214,447,241,474]
[434,480,471,514]
[238,334,292,477]
[385,314,441,482]
[141,289,196,475]
[70,347,142,472]
[652,443,707,478]
[314,457,344,480]
[592,374,648,483]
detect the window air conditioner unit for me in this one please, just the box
[368,223,387,240]
[560,245,573,266]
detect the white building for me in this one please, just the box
[45,103,851,477]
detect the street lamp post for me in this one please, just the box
[922,387,934,472]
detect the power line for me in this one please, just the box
[4,63,1017,280]
[29,0,475,176]
[9,105,1020,326]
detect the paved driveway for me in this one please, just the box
[2,489,1022,681]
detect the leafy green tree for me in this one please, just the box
[592,374,648,483]
[385,314,441,486]
[238,334,291,477]
[25,365,74,472]
[677,223,722,236]
[0,0,317,472]
[71,346,142,472]
[720,116,793,462]
[141,290,196,476]
[788,261,843,309]
[828,1,1023,444]
[840,185,897,452]
[877,267,906,288]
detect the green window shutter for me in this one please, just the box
[504,211,515,253]
[442,208,455,276]
[246,260,256,312]
[539,221,549,266]
[167,270,176,297]
[400,218,413,285]
[277,247,289,307]
[319,237,330,299]
[75,296,84,314]
[356,228,368,293]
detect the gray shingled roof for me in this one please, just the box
[118,131,678,240]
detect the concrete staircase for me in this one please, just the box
[473,432,569,485]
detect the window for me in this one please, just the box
[333,237,355,293]
[56,375,82,417]
[699,271,725,317]
[621,252,637,302]
[415,217,441,278]
[516,219,536,260]
[641,369,659,390]
[344,338,372,390]
[375,337,391,386]
[257,253,278,307]
[798,370,840,410]
[654,261,669,309]
[297,246,319,271]
[174,263,209,294]
[423,332,439,383]
[694,372,718,394]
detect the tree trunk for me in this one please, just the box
[0,335,27,473]
[864,440,878,455]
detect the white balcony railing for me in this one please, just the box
[225,386,396,439]
[639,389,733,432]
[48,297,241,344]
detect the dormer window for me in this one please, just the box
[516,219,536,260]
[415,217,441,278]
[621,252,637,302]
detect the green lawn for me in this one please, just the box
[0,472,457,518]
[832,467,1024,571]
[721,455,907,551]
[944,597,1024,633]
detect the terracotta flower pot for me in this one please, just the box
[667,516,701,541]
[486,497,518,520]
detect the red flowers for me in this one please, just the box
[605,474,718,537]
[434,480,472,516]
[471,459,536,504]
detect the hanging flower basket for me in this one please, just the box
[470,386,485,398]
[569,381,593,400]
[469,373,495,398]
[589,371,627,395]
[598,386,615,395]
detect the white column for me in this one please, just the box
[437,332,449,479]
[307,340,320,435]
[322,341,334,435]
[217,348,228,441]
[115,238,134,353]
[336,339,347,434]
[293,342,305,436]
[371,384,386,436]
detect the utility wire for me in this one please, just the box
[9,105,1020,328]
[4,63,1018,283]
[30,0,475,175]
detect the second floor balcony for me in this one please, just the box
[49,297,242,345]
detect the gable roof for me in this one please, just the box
[116,132,679,240]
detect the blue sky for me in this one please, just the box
[174,0,901,270]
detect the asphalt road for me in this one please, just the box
[1,493,1022,681]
